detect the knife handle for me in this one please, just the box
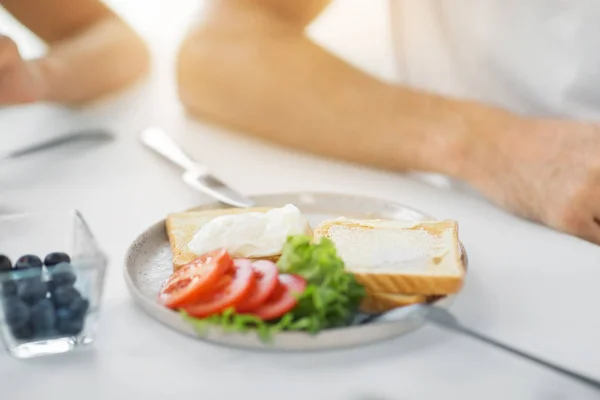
[140,127,205,173]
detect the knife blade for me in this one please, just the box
[0,129,114,163]
[140,127,255,208]
[362,304,600,391]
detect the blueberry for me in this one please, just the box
[3,297,30,328]
[15,255,42,270]
[11,323,34,340]
[55,295,88,336]
[47,262,76,288]
[0,255,11,272]
[17,278,48,305]
[30,299,56,335]
[56,307,72,321]
[67,297,89,319]
[51,285,80,307]
[2,281,17,297]
[44,252,71,267]
[56,318,84,335]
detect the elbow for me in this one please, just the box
[175,28,250,121]
[175,19,251,119]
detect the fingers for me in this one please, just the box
[0,35,39,105]
[547,200,600,245]
[589,218,600,243]
[547,181,600,245]
[580,188,600,244]
[556,214,600,245]
[0,68,39,105]
[564,210,600,245]
[0,35,19,69]
[579,219,600,245]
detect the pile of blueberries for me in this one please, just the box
[0,253,89,341]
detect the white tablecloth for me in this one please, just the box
[1,2,599,399]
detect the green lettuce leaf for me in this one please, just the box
[181,234,365,340]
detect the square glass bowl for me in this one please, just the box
[0,210,107,359]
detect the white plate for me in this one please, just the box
[124,192,468,351]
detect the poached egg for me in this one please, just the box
[187,204,308,258]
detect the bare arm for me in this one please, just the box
[2,0,149,104]
[176,0,512,177]
[177,1,600,246]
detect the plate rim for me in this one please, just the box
[123,191,468,350]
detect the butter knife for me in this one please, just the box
[140,127,254,208]
[362,304,600,390]
[0,129,114,163]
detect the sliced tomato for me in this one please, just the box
[183,258,255,318]
[158,249,232,309]
[235,260,279,313]
[249,274,307,321]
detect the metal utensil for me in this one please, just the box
[0,129,114,162]
[365,304,600,390]
[140,127,254,208]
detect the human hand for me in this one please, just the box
[0,35,46,105]
[468,117,600,244]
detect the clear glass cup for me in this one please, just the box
[0,210,107,359]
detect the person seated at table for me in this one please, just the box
[177,0,600,245]
[0,0,148,105]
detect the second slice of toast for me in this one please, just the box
[360,292,428,313]
[314,218,464,295]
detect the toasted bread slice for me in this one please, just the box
[360,292,428,313]
[166,207,310,270]
[314,218,464,295]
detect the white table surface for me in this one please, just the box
[1,1,600,399]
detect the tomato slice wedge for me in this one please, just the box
[158,249,232,309]
[235,260,279,313]
[249,274,307,321]
[183,258,255,318]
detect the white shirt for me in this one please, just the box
[389,0,600,121]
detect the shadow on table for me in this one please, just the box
[0,206,15,215]
[257,325,454,369]
[6,346,99,368]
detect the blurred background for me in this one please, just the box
[2,3,600,399]
[0,0,397,103]
[0,0,398,160]
[0,0,432,303]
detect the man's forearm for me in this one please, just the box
[178,21,516,180]
[34,16,149,104]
